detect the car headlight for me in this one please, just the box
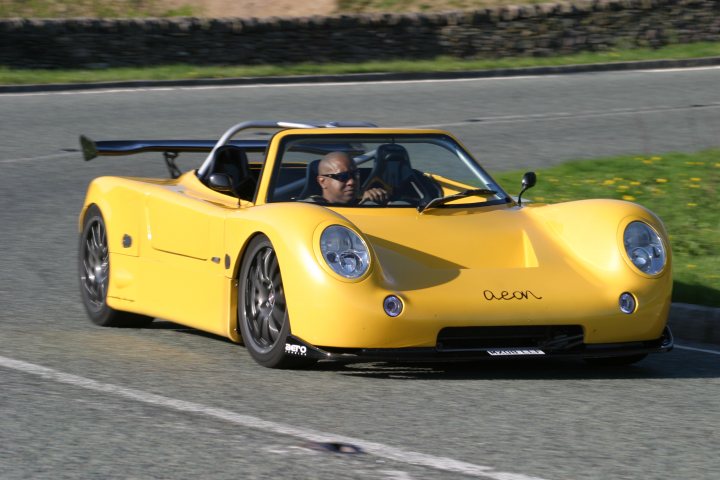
[320,225,370,279]
[623,221,666,275]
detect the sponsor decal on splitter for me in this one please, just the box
[487,348,545,356]
[285,343,307,356]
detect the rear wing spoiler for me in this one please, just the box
[80,120,378,178]
[79,135,267,161]
[79,135,269,178]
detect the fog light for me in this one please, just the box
[383,295,403,317]
[619,292,636,314]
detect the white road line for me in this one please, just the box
[646,66,720,73]
[0,76,544,98]
[0,151,77,164]
[675,344,720,355]
[2,64,719,98]
[0,87,178,97]
[408,103,720,129]
[0,355,546,480]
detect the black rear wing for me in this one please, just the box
[80,120,378,178]
[79,135,268,161]
[79,135,269,178]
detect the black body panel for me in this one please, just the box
[284,327,674,364]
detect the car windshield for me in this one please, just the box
[268,134,510,208]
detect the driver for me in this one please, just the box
[314,151,388,205]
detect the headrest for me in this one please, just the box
[375,144,411,170]
[213,145,249,175]
[362,144,413,192]
[299,159,322,198]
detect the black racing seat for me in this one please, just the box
[210,145,256,200]
[298,159,322,199]
[362,144,442,203]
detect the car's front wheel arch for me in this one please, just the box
[236,233,314,368]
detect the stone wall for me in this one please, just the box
[1,0,719,69]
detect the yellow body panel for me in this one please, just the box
[79,127,672,352]
[266,201,671,348]
[81,173,240,337]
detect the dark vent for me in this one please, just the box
[437,325,584,351]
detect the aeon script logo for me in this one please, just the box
[483,290,543,301]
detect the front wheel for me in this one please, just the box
[237,235,313,368]
[79,205,152,328]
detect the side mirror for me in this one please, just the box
[518,171,537,206]
[208,173,235,194]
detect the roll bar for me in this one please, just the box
[196,120,378,178]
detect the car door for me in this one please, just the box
[139,184,230,335]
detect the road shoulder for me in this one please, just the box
[2,56,720,94]
[670,303,720,346]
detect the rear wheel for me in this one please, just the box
[79,205,152,327]
[238,235,313,368]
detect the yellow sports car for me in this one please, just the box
[78,121,673,368]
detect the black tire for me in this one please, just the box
[237,235,313,368]
[584,354,648,366]
[79,205,153,328]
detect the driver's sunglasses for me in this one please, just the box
[320,169,360,183]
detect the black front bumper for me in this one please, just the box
[284,326,674,364]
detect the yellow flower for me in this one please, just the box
[690,177,701,182]
[642,160,653,165]
[622,195,636,201]
[630,181,641,186]
[650,156,662,161]
[602,179,615,185]
[687,264,697,269]
[656,178,668,183]
[617,185,629,191]
[689,184,700,188]
[687,203,697,207]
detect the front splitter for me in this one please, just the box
[284,326,674,364]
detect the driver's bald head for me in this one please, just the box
[316,151,358,204]
[318,151,352,175]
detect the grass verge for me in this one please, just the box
[493,149,720,308]
[0,0,197,18]
[2,41,720,85]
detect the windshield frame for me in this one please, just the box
[266,132,511,208]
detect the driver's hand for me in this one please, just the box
[361,187,388,203]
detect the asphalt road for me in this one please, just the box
[1,67,719,480]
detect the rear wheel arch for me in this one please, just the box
[78,204,152,328]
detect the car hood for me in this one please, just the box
[342,204,542,274]
[336,199,670,305]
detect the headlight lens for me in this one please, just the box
[623,221,666,274]
[320,225,370,279]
